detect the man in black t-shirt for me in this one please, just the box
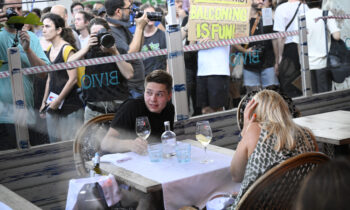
[101,70,174,155]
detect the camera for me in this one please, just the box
[6,8,24,30]
[95,28,115,48]
[132,8,162,22]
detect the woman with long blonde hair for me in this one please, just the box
[229,89,318,208]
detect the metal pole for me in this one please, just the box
[8,47,30,149]
[298,15,312,96]
[166,0,189,121]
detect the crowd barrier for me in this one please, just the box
[0,30,299,78]
[0,15,348,79]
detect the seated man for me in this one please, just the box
[101,70,174,210]
[101,70,174,155]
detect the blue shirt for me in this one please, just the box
[0,28,50,123]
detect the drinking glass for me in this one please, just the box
[135,116,151,141]
[196,121,213,163]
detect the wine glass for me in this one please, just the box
[135,116,151,141]
[196,121,213,164]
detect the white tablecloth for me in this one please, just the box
[101,146,241,210]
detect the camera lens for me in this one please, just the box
[100,34,115,48]
[96,28,115,48]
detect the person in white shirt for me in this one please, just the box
[273,0,309,98]
[74,11,94,49]
[197,46,231,114]
[305,0,340,93]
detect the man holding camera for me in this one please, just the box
[105,0,148,98]
[235,0,279,93]
[0,0,50,150]
[68,18,134,122]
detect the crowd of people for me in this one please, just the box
[0,0,342,148]
[0,1,349,209]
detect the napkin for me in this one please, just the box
[100,153,132,164]
[65,174,121,210]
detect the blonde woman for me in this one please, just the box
[230,89,318,208]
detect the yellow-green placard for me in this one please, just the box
[188,0,251,41]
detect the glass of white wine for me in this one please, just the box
[135,116,151,141]
[196,120,213,164]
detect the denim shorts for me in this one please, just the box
[243,67,279,88]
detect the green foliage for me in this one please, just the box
[6,13,42,26]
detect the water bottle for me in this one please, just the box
[161,121,176,158]
[90,152,102,177]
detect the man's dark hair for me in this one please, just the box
[77,10,94,23]
[145,70,173,94]
[70,1,84,13]
[105,0,125,16]
[88,17,111,33]
[32,8,42,19]
[85,4,93,10]
[305,0,322,8]
[42,6,52,14]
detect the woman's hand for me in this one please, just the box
[242,99,258,137]
[49,100,60,110]
[39,103,47,118]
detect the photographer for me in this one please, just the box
[0,0,50,150]
[105,0,148,98]
[140,4,167,76]
[68,18,133,122]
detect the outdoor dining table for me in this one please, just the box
[293,110,350,157]
[87,139,241,209]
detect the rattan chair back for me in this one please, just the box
[236,152,330,210]
[73,114,115,176]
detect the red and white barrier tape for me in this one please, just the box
[315,15,350,22]
[0,30,299,79]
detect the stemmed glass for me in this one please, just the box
[135,116,151,141]
[196,121,213,164]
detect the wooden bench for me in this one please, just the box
[0,141,77,210]
[0,184,41,210]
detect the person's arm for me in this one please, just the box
[39,74,51,115]
[231,99,259,182]
[101,127,147,154]
[68,35,97,62]
[102,45,134,79]
[48,50,77,110]
[331,31,340,41]
[19,31,47,67]
[277,37,285,64]
[272,38,279,75]
[230,122,260,182]
[128,13,148,53]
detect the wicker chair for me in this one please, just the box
[73,114,115,176]
[235,152,330,210]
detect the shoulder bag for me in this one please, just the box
[323,10,350,83]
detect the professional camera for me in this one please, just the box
[6,8,24,30]
[132,8,162,22]
[95,28,115,48]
